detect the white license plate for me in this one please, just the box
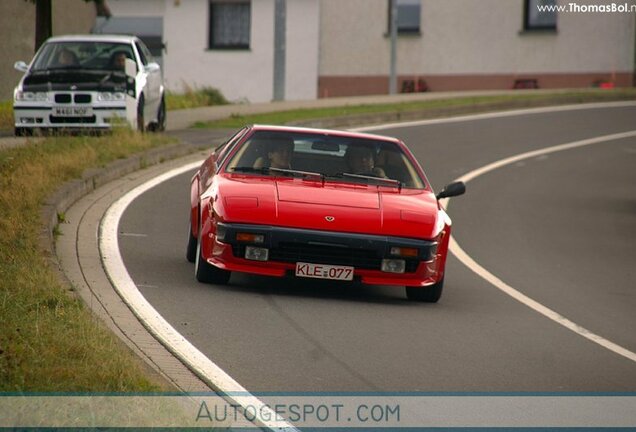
[295,262,354,281]
[53,106,92,116]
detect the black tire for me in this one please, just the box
[186,221,197,263]
[136,97,145,133]
[155,96,166,132]
[195,228,231,284]
[406,278,444,303]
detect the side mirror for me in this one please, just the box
[144,62,160,73]
[436,181,466,200]
[14,61,28,73]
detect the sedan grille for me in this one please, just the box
[74,94,91,103]
[271,242,381,269]
[55,93,71,103]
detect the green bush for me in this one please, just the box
[0,100,13,132]
[165,85,228,110]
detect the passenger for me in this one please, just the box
[55,49,78,67]
[344,145,386,177]
[253,137,294,169]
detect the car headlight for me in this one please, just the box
[97,92,126,102]
[15,91,49,102]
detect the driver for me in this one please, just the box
[253,137,294,169]
[344,145,386,177]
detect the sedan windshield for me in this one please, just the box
[31,41,136,72]
[225,130,427,189]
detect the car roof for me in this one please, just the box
[45,34,138,44]
[250,124,402,144]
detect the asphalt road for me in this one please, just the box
[118,104,636,392]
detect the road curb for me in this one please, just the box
[39,143,200,274]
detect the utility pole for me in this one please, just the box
[273,0,286,101]
[389,0,398,94]
[34,0,52,52]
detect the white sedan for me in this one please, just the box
[13,34,165,135]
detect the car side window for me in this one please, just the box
[215,127,249,171]
[134,42,148,66]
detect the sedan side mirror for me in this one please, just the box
[144,62,160,73]
[436,181,466,200]
[14,61,28,73]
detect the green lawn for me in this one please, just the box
[0,129,174,391]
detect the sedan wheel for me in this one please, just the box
[156,97,166,132]
[136,98,145,133]
[406,278,444,303]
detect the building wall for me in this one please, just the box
[319,0,636,96]
[0,0,96,101]
[285,0,320,101]
[108,0,319,103]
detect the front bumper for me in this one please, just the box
[14,98,127,130]
[202,222,445,287]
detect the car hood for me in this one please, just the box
[21,69,127,92]
[214,175,441,240]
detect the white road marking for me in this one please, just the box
[99,102,636,430]
[437,130,636,364]
[119,232,148,237]
[99,161,295,431]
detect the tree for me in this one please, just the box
[30,0,111,52]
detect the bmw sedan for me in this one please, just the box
[13,34,165,135]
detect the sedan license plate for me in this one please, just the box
[295,262,354,281]
[53,106,92,117]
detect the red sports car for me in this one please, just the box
[187,125,465,302]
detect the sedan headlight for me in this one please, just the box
[97,92,126,102]
[14,91,49,102]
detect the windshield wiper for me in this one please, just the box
[229,166,325,182]
[228,166,271,174]
[328,172,402,188]
[269,167,324,181]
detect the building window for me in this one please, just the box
[388,0,421,34]
[524,0,557,31]
[209,0,251,49]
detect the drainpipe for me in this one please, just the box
[273,0,286,101]
[389,0,398,94]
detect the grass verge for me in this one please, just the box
[165,86,228,110]
[0,129,174,391]
[194,88,636,129]
[0,100,12,133]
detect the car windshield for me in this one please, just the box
[30,41,136,72]
[224,130,427,189]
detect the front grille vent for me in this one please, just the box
[233,242,419,273]
[55,94,71,103]
[74,94,91,103]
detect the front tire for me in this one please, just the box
[136,97,145,133]
[186,221,197,263]
[195,229,231,284]
[406,278,444,303]
[155,96,166,132]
